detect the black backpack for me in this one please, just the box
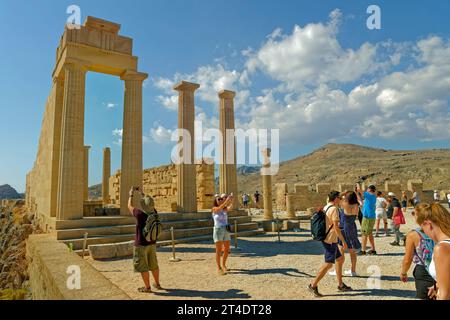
[311,206,334,241]
[143,210,162,243]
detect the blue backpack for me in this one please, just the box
[414,228,435,271]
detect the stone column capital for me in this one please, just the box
[174,81,200,92]
[120,70,148,82]
[218,90,236,99]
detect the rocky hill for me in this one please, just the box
[0,185,24,200]
[238,143,450,193]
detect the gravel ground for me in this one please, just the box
[88,209,420,300]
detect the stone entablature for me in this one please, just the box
[109,159,215,212]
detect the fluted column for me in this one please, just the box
[83,146,91,201]
[102,147,111,205]
[56,62,87,220]
[262,148,273,220]
[174,81,199,213]
[120,70,148,215]
[218,90,239,208]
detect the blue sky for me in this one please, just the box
[1,0,450,192]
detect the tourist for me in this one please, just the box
[254,191,260,208]
[400,212,436,300]
[358,185,378,255]
[412,188,420,207]
[242,193,250,208]
[354,184,363,225]
[212,193,233,275]
[401,191,408,214]
[375,191,388,237]
[308,191,352,297]
[414,203,450,300]
[329,191,361,277]
[447,192,450,209]
[388,192,406,246]
[434,190,440,203]
[128,187,162,294]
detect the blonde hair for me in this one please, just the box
[415,203,450,236]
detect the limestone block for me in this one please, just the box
[339,183,355,193]
[88,241,134,260]
[316,183,331,194]
[282,220,300,231]
[294,183,309,194]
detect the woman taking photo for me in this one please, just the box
[414,203,450,300]
[212,193,233,275]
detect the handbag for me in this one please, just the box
[394,211,406,225]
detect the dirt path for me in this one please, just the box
[88,210,421,300]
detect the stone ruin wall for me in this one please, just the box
[109,160,215,212]
[275,179,435,212]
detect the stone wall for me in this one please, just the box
[109,159,215,212]
[26,234,130,300]
[276,179,434,211]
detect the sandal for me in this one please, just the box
[138,287,152,293]
[153,283,164,290]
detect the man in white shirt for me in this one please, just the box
[434,190,440,202]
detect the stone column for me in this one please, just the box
[218,90,239,208]
[174,81,199,213]
[83,146,91,201]
[56,62,87,220]
[262,148,273,220]
[120,70,148,215]
[286,195,296,219]
[102,147,111,205]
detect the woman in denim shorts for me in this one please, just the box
[212,193,233,275]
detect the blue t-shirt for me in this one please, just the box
[362,191,377,219]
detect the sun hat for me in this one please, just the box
[140,195,155,214]
[388,192,396,197]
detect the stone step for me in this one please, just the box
[74,229,266,256]
[55,210,249,230]
[55,216,253,240]
[63,222,260,250]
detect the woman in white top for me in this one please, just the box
[414,203,450,300]
[212,194,233,275]
[375,191,388,237]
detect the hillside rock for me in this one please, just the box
[238,143,450,193]
[0,184,24,200]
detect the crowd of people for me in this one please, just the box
[308,184,450,300]
[126,184,450,300]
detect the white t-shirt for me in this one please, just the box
[376,197,386,212]
[447,194,450,202]
[434,192,439,201]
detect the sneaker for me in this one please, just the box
[308,284,323,298]
[390,241,400,246]
[344,270,358,277]
[375,233,379,238]
[338,283,353,292]
[368,250,377,255]
[328,270,337,276]
[359,251,367,256]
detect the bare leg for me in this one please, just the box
[215,242,223,272]
[369,234,376,251]
[335,256,344,287]
[312,263,333,288]
[349,249,357,273]
[375,219,380,235]
[362,235,367,252]
[140,271,151,290]
[383,219,388,235]
[151,269,160,286]
[222,241,230,271]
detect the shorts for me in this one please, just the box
[402,201,407,208]
[243,201,249,206]
[213,227,231,243]
[361,218,376,236]
[376,209,387,219]
[133,245,159,273]
[413,264,436,300]
[322,242,342,264]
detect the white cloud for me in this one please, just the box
[150,10,450,146]
[104,102,118,109]
[112,128,123,146]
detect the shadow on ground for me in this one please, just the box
[229,267,313,278]
[153,288,251,299]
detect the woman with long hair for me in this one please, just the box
[212,194,233,275]
[414,203,450,300]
